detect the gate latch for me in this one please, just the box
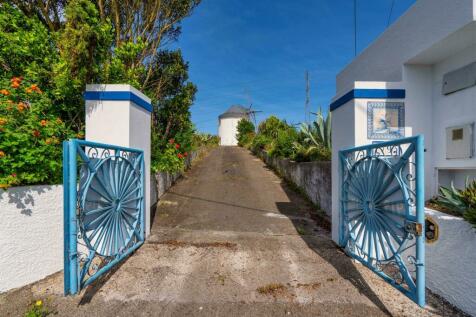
[425,216,439,243]
[404,221,423,236]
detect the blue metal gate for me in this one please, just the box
[63,139,145,295]
[339,136,425,307]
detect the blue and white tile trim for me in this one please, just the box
[330,89,406,112]
[84,90,152,112]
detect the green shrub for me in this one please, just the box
[257,116,289,139]
[464,208,476,228]
[192,132,219,148]
[236,119,255,148]
[268,128,297,158]
[436,183,469,215]
[0,77,75,188]
[435,179,476,227]
[292,142,331,162]
[251,134,272,153]
[151,138,189,173]
[291,108,332,162]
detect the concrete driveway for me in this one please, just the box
[0,147,466,316]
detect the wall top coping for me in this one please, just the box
[84,84,152,113]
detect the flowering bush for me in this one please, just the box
[0,77,75,188]
[151,138,189,173]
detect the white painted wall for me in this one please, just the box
[85,84,152,237]
[218,117,242,146]
[425,208,476,316]
[336,0,475,92]
[0,185,63,293]
[331,99,355,243]
[403,65,434,198]
[431,44,476,189]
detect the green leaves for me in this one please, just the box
[0,78,74,187]
[1,1,201,179]
[435,179,476,227]
[236,119,255,148]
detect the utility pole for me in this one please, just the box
[305,70,310,125]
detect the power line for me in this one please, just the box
[387,0,396,27]
[354,0,357,57]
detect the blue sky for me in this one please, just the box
[174,0,416,134]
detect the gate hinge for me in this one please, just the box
[404,221,423,236]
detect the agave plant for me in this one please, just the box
[299,107,331,150]
[436,179,476,215]
[437,183,468,215]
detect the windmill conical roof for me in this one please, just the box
[218,105,249,119]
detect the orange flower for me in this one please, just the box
[0,151,5,158]
[0,118,6,125]
[17,102,25,112]
[11,77,22,84]
[177,153,183,159]
[45,138,52,145]
[0,89,9,96]
[32,130,40,137]
[11,81,20,89]
[40,120,47,127]
[183,152,188,157]
[25,87,32,94]
[30,84,42,94]
[175,143,180,149]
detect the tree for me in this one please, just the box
[236,119,255,148]
[4,0,201,174]
[151,50,197,142]
[54,0,112,129]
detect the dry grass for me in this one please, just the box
[151,240,237,250]
[296,282,321,290]
[256,283,287,297]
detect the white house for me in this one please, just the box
[330,0,476,314]
[218,105,250,146]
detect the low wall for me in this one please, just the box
[257,151,332,216]
[425,208,476,316]
[151,147,208,206]
[0,185,63,293]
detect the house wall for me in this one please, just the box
[403,65,434,198]
[0,185,63,293]
[218,117,242,146]
[336,0,475,92]
[431,44,476,190]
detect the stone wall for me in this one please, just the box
[257,151,332,216]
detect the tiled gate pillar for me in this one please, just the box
[84,84,152,237]
[330,81,406,244]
